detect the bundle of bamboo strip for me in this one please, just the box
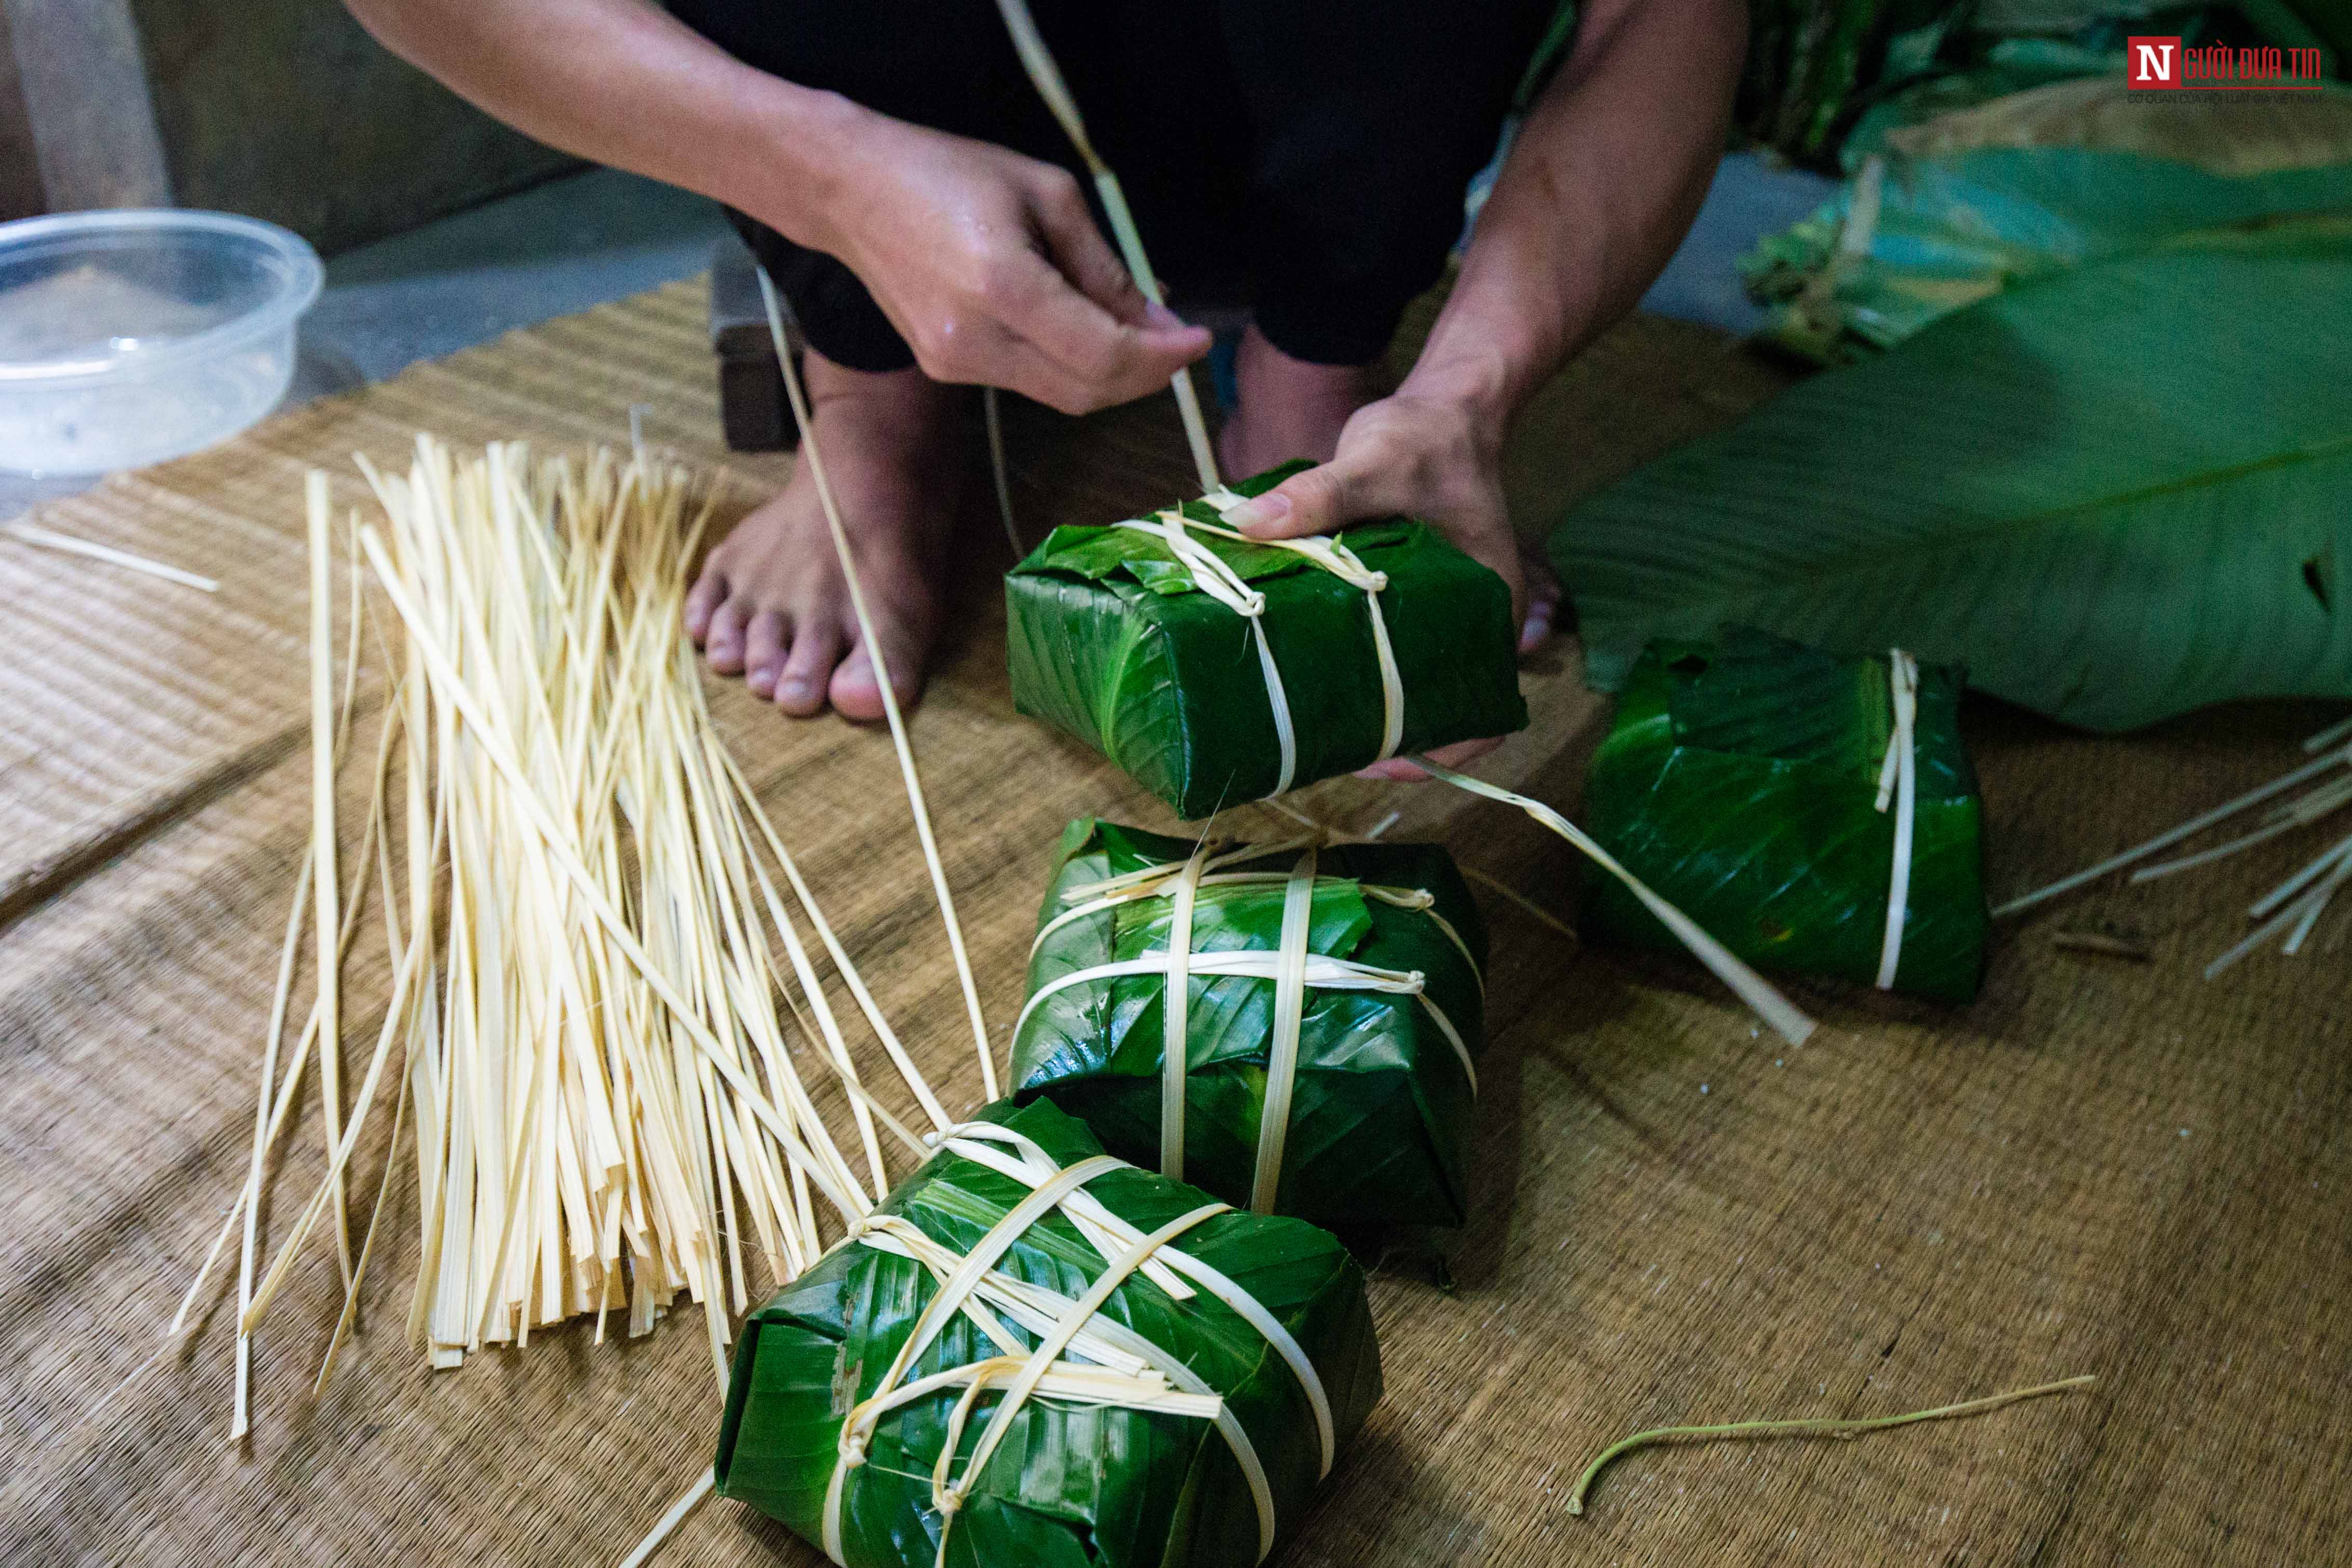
[176,436,968,1435]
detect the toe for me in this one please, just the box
[1519,547,1562,653]
[703,599,751,675]
[828,624,924,725]
[774,620,844,717]
[684,565,729,642]
[1353,737,1500,783]
[744,612,790,698]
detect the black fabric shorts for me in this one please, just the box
[670,1,1558,371]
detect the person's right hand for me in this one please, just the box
[776,102,1210,414]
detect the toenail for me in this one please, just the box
[781,678,811,701]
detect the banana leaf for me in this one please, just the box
[1745,104,2352,360]
[1845,71,2352,172]
[1583,631,1988,1002]
[1558,221,2352,733]
[714,1097,1382,1568]
[1006,464,1527,820]
[1740,0,1967,163]
[1011,820,1487,1229]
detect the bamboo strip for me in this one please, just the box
[1995,745,2352,916]
[2,518,220,591]
[198,438,960,1434]
[755,269,996,1099]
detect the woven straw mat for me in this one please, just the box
[2,277,2345,1566]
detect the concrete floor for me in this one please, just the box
[1,154,1832,518]
[296,168,734,393]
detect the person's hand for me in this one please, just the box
[778,105,1209,414]
[1219,390,1559,781]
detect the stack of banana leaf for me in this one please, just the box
[1582,631,1989,1002]
[1011,819,1488,1228]
[714,1098,1383,1568]
[1739,2,2341,167]
[1741,61,2352,363]
[1005,464,1526,819]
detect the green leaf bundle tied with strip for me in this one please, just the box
[1583,630,1989,1002]
[1010,820,1487,1229]
[713,1098,1381,1568]
[1006,463,1528,819]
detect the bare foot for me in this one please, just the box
[1216,324,1384,478]
[684,355,963,721]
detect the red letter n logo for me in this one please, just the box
[2128,35,2181,89]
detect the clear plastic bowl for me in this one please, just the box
[0,209,323,477]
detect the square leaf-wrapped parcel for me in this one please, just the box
[1006,463,1528,819]
[1011,820,1487,1228]
[714,1099,1382,1568]
[1582,630,1989,1002]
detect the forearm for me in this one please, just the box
[343,0,857,249]
[1406,0,1745,426]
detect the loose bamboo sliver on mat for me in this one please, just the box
[1996,718,2352,973]
[1,518,220,592]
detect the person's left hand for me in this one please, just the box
[1218,390,1559,781]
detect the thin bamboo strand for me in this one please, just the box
[2,519,220,591]
[306,473,356,1295]
[984,387,1021,558]
[315,1072,412,1395]
[2251,827,2352,919]
[1462,865,1580,943]
[2280,866,2344,955]
[713,740,951,1132]
[2131,773,2352,882]
[2304,713,2352,754]
[1995,745,2352,916]
[359,524,866,1220]
[2204,860,2352,980]
[989,0,1220,495]
[755,267,996,1100]
[619,1469,716,1568]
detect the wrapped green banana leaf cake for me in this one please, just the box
[1583,629,1989,1002]
[713,1098,1382,1568]
[1006,462,1528,818]
[1010,819,1487,1229]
